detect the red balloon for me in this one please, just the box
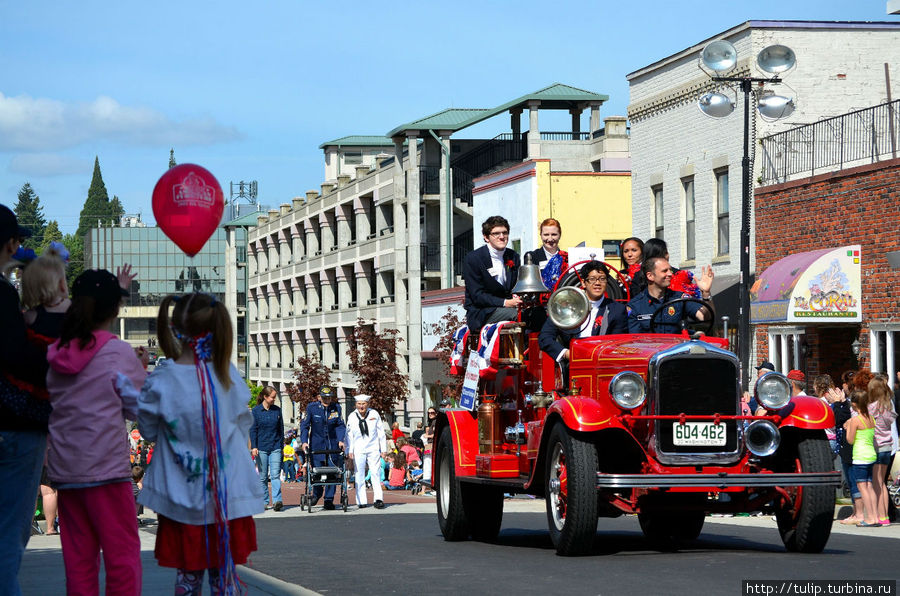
[152,164,224,257]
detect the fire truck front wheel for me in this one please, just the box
[775,435,834,553]
[545,424,599,556]
[436,428,470,540]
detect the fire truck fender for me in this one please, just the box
[547,395,626,433]
[433,409,479,478]
[776,395,836,430]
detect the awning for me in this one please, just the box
[750,245,861,323]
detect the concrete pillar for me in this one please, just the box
[320,213,335,252]
[405,131,422,420]
[589,101,602,134]
[291,228,303,262]
[527,100,541,159]
[336,205,351,247]
[292,281,304,315]
[320,271,335,311]
[570,106,582,140]
[438,131,452,288]
[279,234,291,265]
[305,278,319,313]
[355,202,369,242]
[305,222,319,256]
[280,286,291,318]
[510,108,522,140]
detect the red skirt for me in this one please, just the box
[155,514,257,569]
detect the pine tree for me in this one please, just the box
[77,156,114,238]
[39,220,63,255]
[168,149,176,169]
[14,183,47,250]
[62,232,84,288]
[110,196,124,222]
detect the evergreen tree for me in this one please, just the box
[77,156,114,238]
[39,220,63,255]
[14,183,47,250]
[168,149,176,169]
[110,195,124,222]
[62,232,84,288]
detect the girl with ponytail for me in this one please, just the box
[136,293,263,594]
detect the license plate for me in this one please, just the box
[673,422,726,446]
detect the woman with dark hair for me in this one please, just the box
[629,238,667,295]
[620,237,644,296]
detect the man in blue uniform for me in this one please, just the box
[300,386,346,510]
[627,257,714,333]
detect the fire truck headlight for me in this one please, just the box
[755,372,791,410]
[609,371,646,410]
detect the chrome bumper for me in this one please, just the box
[596,471,841,489]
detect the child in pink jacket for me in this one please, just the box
[46,269,147,595]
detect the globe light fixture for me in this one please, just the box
[695,40,798,391]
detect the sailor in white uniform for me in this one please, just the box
[345,394,388,509]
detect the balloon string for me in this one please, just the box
[194,352,243,594]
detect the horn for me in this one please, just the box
[511,254,550,295]
[744,420,781,457]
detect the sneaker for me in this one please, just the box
[358,504,369,509]
[374,500,385,510]
[273,501,283,512]
[323,501,335,511]
[265,503,273,510]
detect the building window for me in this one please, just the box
[344,152,362,165]
[683,177,695,261]
[716,169,729,256]
[870,327,900,389]
[652,185,664,241]
[766,328,805,373]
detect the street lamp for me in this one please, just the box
[697,39,797,390]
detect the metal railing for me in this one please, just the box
[420,242,441,271]
[453,230,473,275]
[419,166,440,195]
[760,100,900,185]
[540,131,591,141]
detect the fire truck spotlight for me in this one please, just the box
[745,420,781,457]
[609,371,646,409]
[547,287,590,330]
[754,372,791,410]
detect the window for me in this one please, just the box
[766,328,806,373]
[683,177,695,261]
[716,169,729,256]
[870,327,900,389]
[344,152,362,165]
[652,185,664,240]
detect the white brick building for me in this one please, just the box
[627,20,900,323]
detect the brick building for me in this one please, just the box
[752,156,900,384]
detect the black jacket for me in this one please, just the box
[463,245,519,332]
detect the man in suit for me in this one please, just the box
[539,261,628,362]
[463,215,522,332]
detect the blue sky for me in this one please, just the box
[1,1,894,233]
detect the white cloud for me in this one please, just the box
[8,153,92,177]
[0,93,243,151]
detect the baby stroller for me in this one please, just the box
[299,448,349,512]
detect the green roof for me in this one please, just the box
[318,135,396,149]
[387,83,608,137]
[223,211,264,228]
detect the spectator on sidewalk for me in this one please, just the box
[250,386,284,511]
[282,438,297,483]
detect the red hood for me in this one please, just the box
[47,331,117,374]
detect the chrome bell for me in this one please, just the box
[511,254,550,295]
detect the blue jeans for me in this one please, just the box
[257,450,282,504]
[0,430,47,596]
[282,459,296,482]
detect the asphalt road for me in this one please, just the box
[246,507,899,596]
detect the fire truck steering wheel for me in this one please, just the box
[648,296,715,336]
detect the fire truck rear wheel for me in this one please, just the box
[545,424,598,556]
[776,435,834,553]
[436,428,470,540]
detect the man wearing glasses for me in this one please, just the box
[462,215,522,333]
[539,261,628,362]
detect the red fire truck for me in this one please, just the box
[432,260,840,556]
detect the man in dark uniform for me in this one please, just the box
[627,257,714,333]
[300,386,346,510]
[462,215,522,333]
[539,261,628,362]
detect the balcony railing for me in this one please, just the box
[760,100,900,185]
[419,166,440,195]
[539,131,591,141]
[420,242,441,271]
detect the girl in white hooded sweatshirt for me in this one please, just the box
[46,269,147,595]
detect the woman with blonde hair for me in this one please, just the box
[867,377,897,526]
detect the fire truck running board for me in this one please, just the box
[596,472,842,489]
[458,476,528,491]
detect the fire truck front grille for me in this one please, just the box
[656,357,740,455]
